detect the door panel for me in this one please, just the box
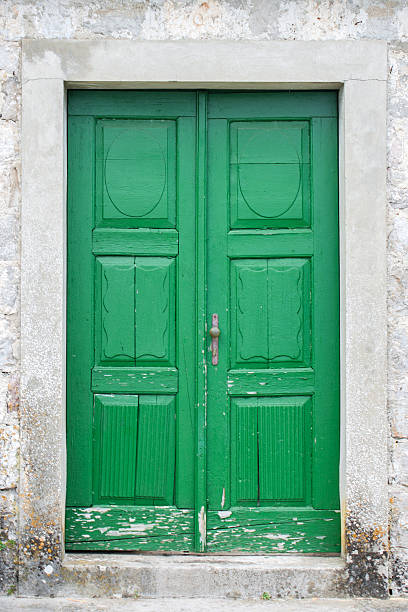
[231,396,312,505]
[206,92,339,553]
[230,258,311,367]
[97,119,176,227]
[93,394,139,504]
[66,90,339,553]
[96,257,135,364]
[229,120,310,228]
[66,92,196,550]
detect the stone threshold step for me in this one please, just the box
[56,554,346,599]
[3,597,408,611]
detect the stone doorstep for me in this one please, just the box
[3,599,408,612]
[56,554,346,599]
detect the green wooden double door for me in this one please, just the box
[66,90,340,553]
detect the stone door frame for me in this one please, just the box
[20,40,388,595]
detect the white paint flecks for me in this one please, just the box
[217,510,232,519]
[198,505,206,549]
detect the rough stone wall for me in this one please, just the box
[388,39,408,595]
[0,0,407,597]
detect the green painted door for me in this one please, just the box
[205,92,340,552]
[66,92,197,550]
[66,91,339,553]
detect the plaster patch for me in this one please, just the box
[277,1,367,40]
[140,0,252,40]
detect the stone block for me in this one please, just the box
[0,264,18,315]
[0,372,9,423]
[0,163,20,212]
[0,317,15,370]
[392,438,408,486]
[388,118,408,206]
[0,423,18,489]
[0,487,18,595]
[0,76,20,122]
[0,213,18,260]
[0,42,19,76]
[0,121,18,165]
[390,485,408,574]
[390,401,408,440]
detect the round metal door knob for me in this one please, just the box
[209,326,220,338]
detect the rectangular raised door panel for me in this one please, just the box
[97,120,176,227]
[258,398,310,502]
[93,395,139,503]
[230,258,311,368]
[95,256,175,367]
[67,91,339,553]
[135,258,175,365]
[96,257,135,364]
[92,395,176,506]
[230,121,310,229]
[231,396,312,505]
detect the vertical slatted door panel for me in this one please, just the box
[134,396,176,504]
[231,398,258,504]
[231,397,311,506]
[93,395,139,504]
[258,397,311,503]
[206,92,340,553]
[66,91,196,551]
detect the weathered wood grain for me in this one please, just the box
[66,506,194,551]
[93,228,179,256]
[206,508,340,553]
[227,230,313,258]
[91,367,178,394]
[227,369,315,396]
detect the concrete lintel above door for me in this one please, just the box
[22,39,386,87]
[21,40,387,597]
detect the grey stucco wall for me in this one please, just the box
[0,0,407,597]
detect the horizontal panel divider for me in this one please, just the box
[92,367,178,394]
[207,506,338,526]
[92,228,179,256]
[68,90,197,117]
[227,368,315,396]
[227,230,313,258]
[207,91,338,119]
